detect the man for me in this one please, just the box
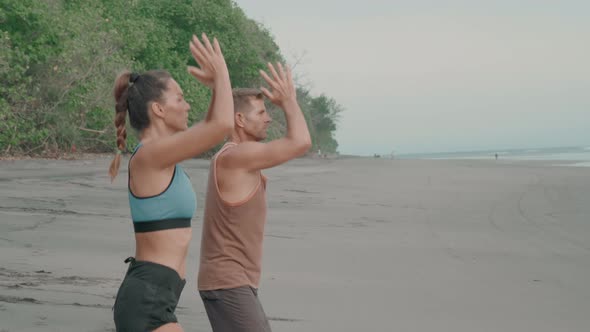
[198,62,311,331]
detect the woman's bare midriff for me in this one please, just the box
[134,227,192,279]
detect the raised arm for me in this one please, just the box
[137,34,234,169]
[221,63,311,171]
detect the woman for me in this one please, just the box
[109,33,233,332]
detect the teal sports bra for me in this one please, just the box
[128,143,196,233]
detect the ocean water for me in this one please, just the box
[399,146,590,167]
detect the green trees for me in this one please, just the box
[1,0,341,156]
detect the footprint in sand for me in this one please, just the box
[35,315,48,326]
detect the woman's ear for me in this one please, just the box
[150,101,165,119]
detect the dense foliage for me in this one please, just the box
[0,0,341,156]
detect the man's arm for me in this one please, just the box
[221,63,312,171]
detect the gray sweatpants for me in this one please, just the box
[200,286,272,332]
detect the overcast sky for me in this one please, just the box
[235,0,589,155]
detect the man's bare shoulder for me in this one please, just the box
[217,141,265,169]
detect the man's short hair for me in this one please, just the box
[232,88,263,113]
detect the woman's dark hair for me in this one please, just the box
[109,70,172,182]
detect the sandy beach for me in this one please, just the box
[1,156,589,332]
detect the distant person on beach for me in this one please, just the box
[109,33,233,332]
[495,153,498,160]
[197,63,312,331]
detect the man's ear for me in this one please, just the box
[235,112,246,128]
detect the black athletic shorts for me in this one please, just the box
[113,257,186,332]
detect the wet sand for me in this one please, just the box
[1,156,589,331]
